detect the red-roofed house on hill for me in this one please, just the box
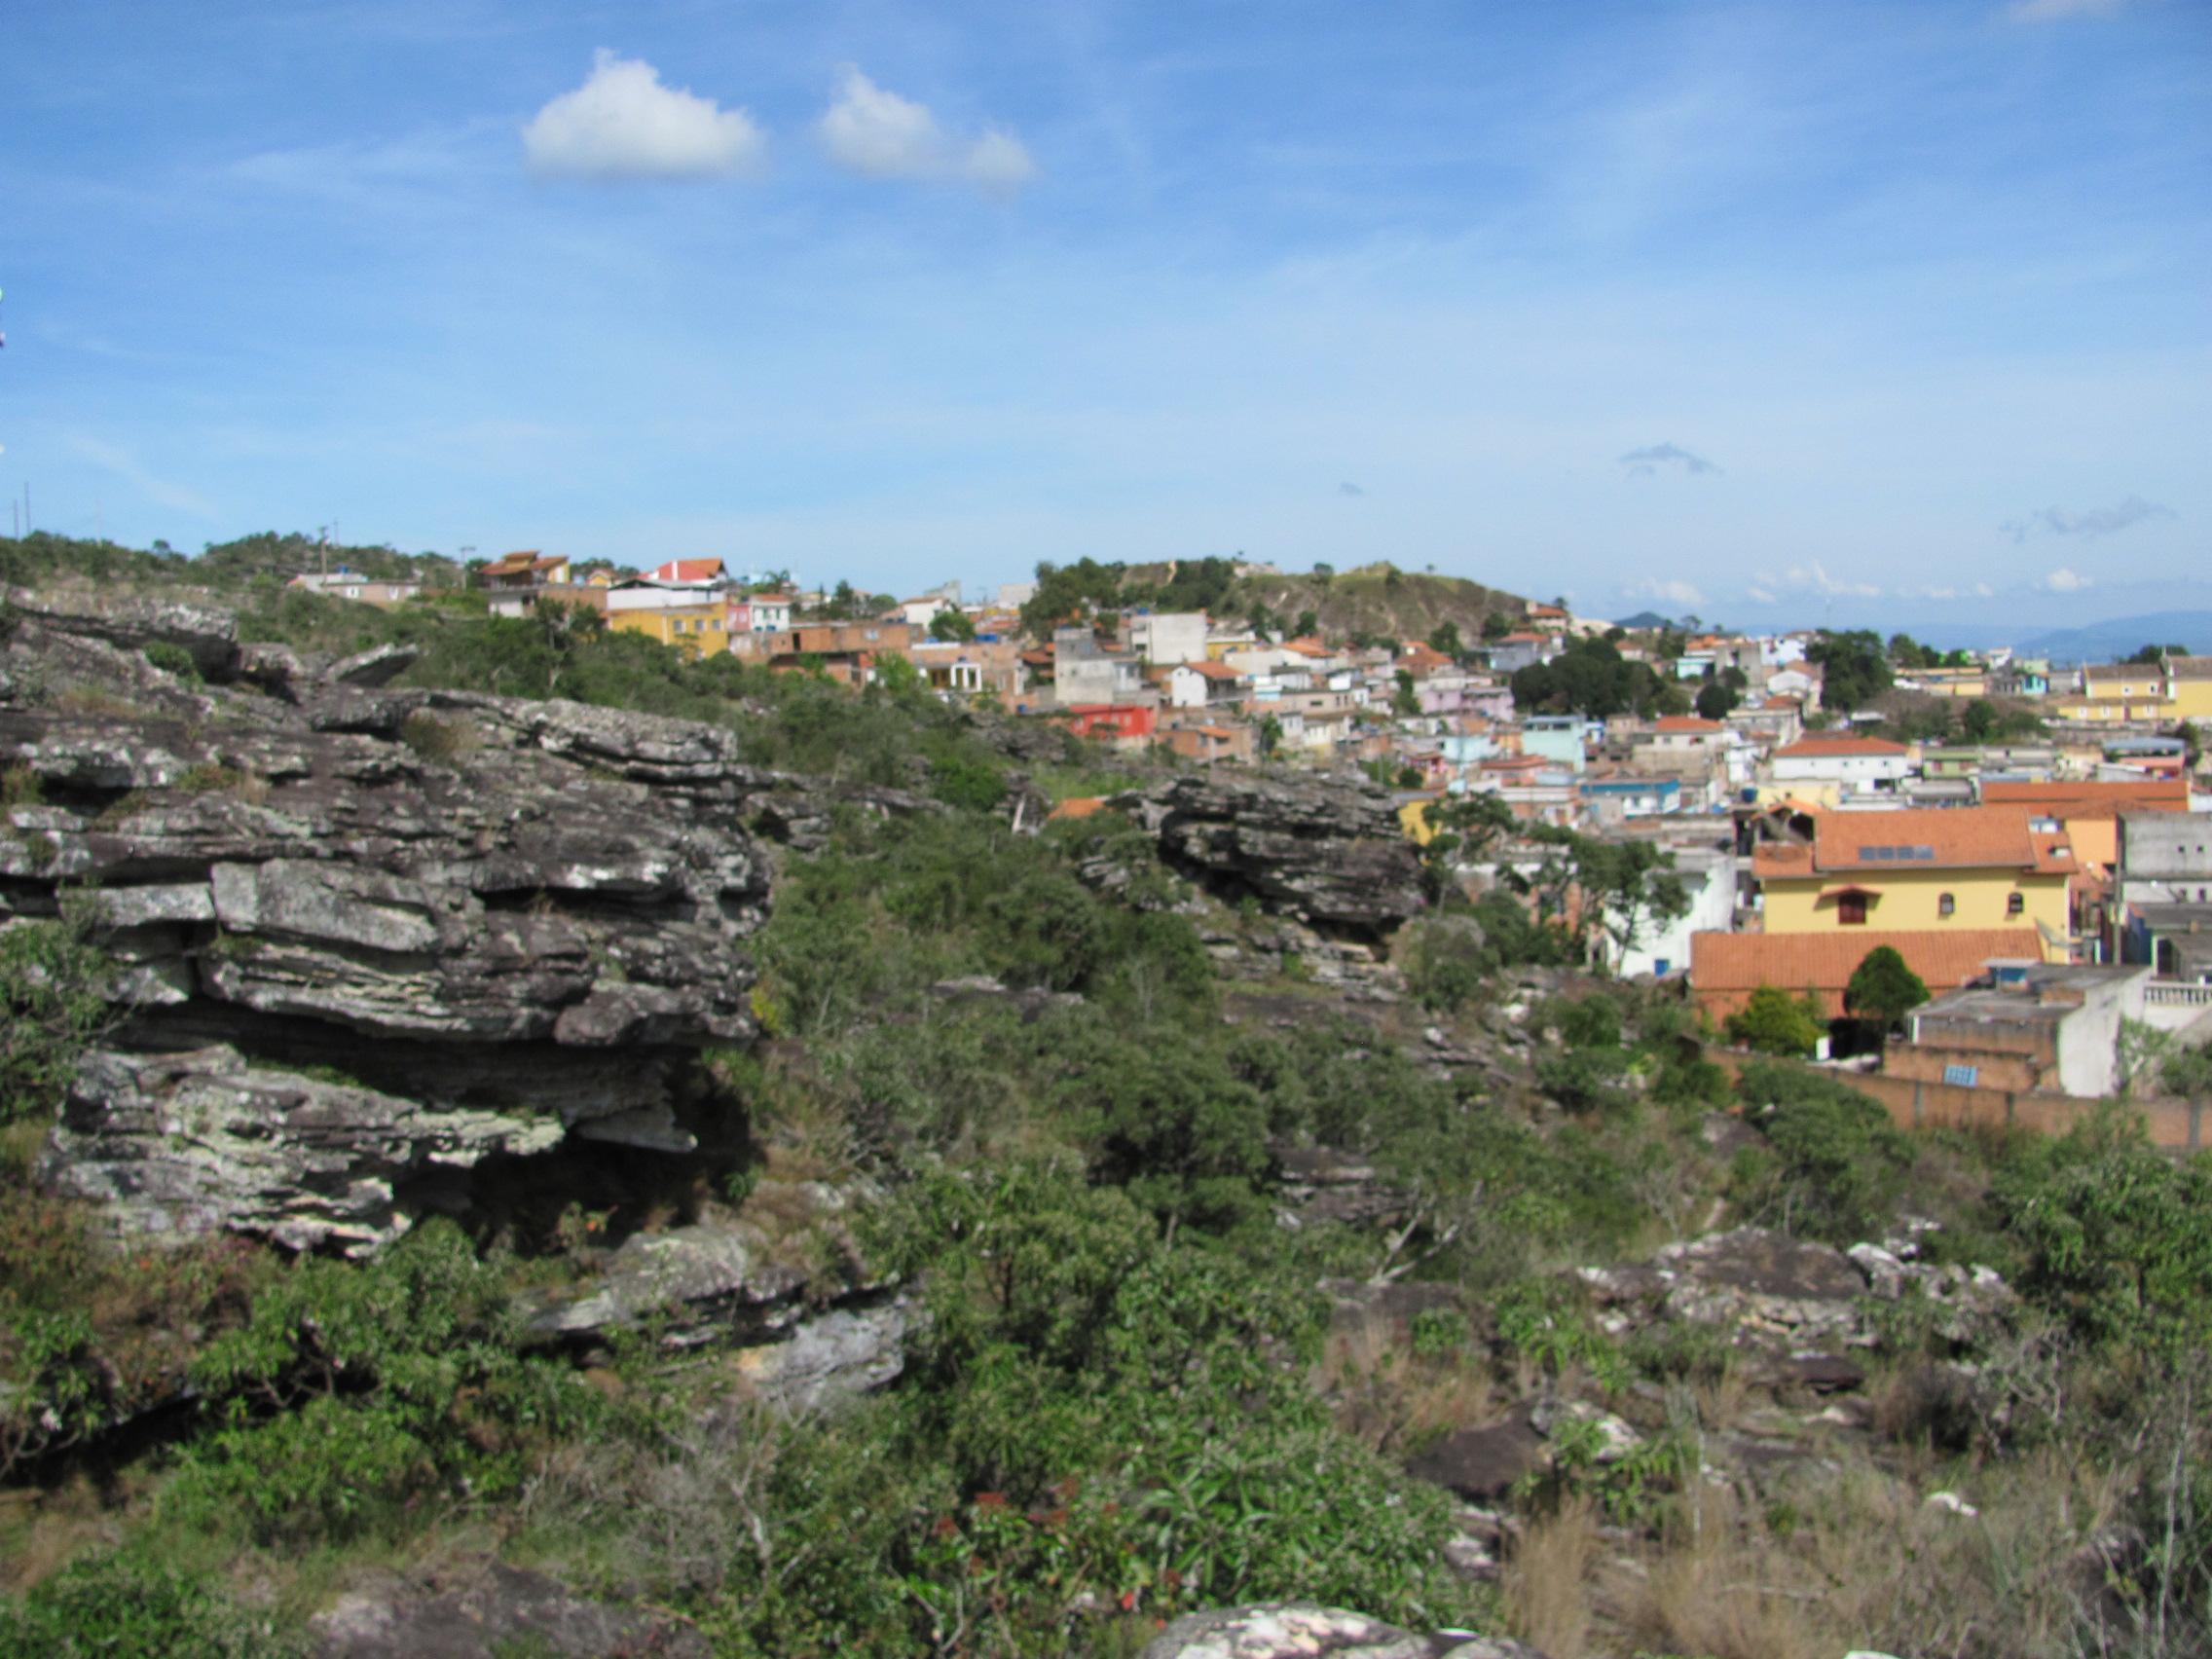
[1751,805,2075,962]
[1689,928,2045,1023]
[1769,733,1911,798]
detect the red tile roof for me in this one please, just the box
[1773,735,1910,759]
[1691,928,2045,1019]
[1981,779,2189,820]
[1653,716,1722,733]
[1182,660,1244,681]
[1751,805,2073,878]
[647,558,725,584]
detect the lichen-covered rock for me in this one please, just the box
[1135,773,1423,939]
[47,1047,566,1252]
[0,603,862,1249]
[311,1561,710,1659]
[1140,1604,1543,1659]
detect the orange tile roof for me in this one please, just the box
[1753,806,2073,877]
[648,557,724,584]
[1773,735,1910,759]
[1982,778,2189,820]
[1761,695,1801,711]
[1653,716,1723,732]
[1183,660,1244,681]
[1690,928,2044,1018]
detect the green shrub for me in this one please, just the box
[1733,1060,1911,1243]
[166,1220,597,1547]
[1991,1121,2212,1351]
[1724,983,1826,1056]
[141,641,202,680]
[0,1554,294,1658]
[0,916,114,1124]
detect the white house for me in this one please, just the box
[1769,734,1911,797]
[1126,611,1210,666]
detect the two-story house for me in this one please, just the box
[1751,805,2075,962]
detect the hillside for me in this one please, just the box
[1231,563,1531,643]
[1,560,2207,1659]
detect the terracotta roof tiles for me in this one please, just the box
[1690,928,2044,1018]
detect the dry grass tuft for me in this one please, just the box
[1505,1497,1599,1659]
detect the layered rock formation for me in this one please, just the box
[0,590,920,1250]
[1133,773,1424,940]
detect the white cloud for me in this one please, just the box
[1771,560,1882,599]
[67,434,219,519]
[818,68,1037,192]
[1746,585,1777,605]
[2005,0,2128,21]
[2041,567,2093,592]
[1621,576,1706,608]
[965,129,1040,193]
[524,51,765,180]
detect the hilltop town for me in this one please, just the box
[289,540,2212,1142]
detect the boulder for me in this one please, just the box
[1135,773,1423,939]
[311,1561,708,1659]
[1140,1604,1544,1659]
[1406,1416,1547,1500]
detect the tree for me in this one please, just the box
[1294,608,1319,640]
[1843,945,1928,1040]
[1392,669,1420,718]
[1427,620,1464,658]
[1481,612,1510,641]
[1960,699,1998,743]
[2125,644,2188,665]
[1807,630,1894,712]
[1573,836,1690,962]
[1417,793,1517,906]
[1724,985,1826,1056]
[1694,680,1739,721]
[2178,720,2202,768]
[1258,716,1283,758]
[928,608,976,643]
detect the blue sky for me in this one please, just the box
[4,0,2206,624]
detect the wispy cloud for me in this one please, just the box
[66,435,219,520]
[1618,441,1719,478]
[1338,480,1366,497]
[1759,560,1883,599]
[523,51,766,181]
[1621,575,1706,608]
[2005,0,2130,22]
[818,68,1037,194]
[2040,567,2093,592]
[2002,494,2174,542]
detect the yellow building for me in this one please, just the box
[2054,661,2174,723]
[1751,805,2075,963]
[1905,665,1989,699]
[608,603,730,656]
[2169,656,2212,720]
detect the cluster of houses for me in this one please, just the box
[291,553,2211,1126]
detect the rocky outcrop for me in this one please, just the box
[0,603,923,1250]
[1134,774,1423,940]
[312,1561,710,1659]
[1141,1604,1543,1659]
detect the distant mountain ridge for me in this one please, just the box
[2009,611,2212,665]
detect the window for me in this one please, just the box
[1938,893,1955,917]
[2007,892,2025,917]
[1839,892,1868,926]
